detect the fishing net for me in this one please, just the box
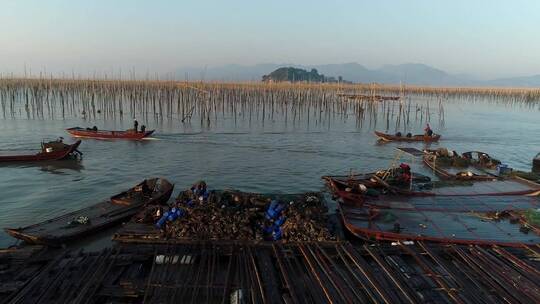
[524,209,540,227]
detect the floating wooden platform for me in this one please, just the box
[2,242,540,303]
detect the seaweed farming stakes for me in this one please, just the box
[0,78,454,131]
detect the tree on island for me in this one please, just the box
[262,67,348,83]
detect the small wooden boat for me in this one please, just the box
[4,178,173,246]
[325,173,540,205]
[323,174,434,206]
[66,127,154,140]
[338,201,540,247]
[0,140,81,163]
[374,131,441,142]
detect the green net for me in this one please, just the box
[523,209,540,227]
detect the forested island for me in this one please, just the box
[262,67,350,83]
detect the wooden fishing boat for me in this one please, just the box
[323,174,431,205]
[66,127,154,140]
[374,131,441,142]
[4,178,173,246]
[325,173,540,205]
[338,196,540,247]
[0,140,81,163]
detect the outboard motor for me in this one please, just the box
[533,153,540,173]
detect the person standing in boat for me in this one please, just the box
[424,123,433,136]
[133,119,139,132]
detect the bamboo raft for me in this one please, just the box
[1,241,540,303]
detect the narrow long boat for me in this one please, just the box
[323,175,431,206]
[374,131,441,142]
[66,127,154,140]
[338,196,540,247]
[4,178,173,246]
[0,140,81,163]
[324,174,540,205]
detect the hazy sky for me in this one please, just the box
[2,0,540,79]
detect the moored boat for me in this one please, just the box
[4,178,174,246]
[374,131,441,142]
[0,139,82,163]
[338,197,540,247]
[66,127,154,140]
[323,172,434,204]
[324,172,540,205]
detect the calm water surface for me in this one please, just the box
[0,97,539,247]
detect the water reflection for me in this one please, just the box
[1,159,84,174]
[39,160,85,174]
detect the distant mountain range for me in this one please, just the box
[174,63,540,87]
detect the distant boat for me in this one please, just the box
[5,178,173,246]
[0,140,81,163]
[374,131,441,142]
[66,127,154,140]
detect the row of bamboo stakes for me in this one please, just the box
[1,77,536,132]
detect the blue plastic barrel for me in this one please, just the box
[272,227,282,241]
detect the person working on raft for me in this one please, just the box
[424,123,433,136]
[397,163,412,186]
[133,119,139,132]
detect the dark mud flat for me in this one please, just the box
[2,241,540,303]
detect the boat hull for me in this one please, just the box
[374,131,441,142]
[4,178,173,246]
[0,140,81,163]
[66,127,154,140]
[338,197,540,247]
[324,175,540,206]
